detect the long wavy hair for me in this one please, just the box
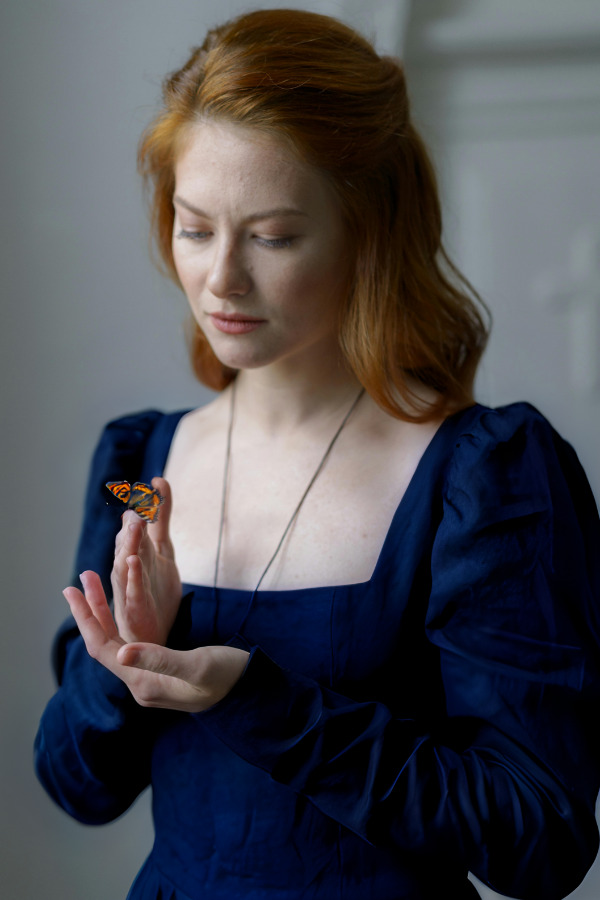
[138,8,489,420]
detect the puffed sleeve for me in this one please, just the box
[34,410,179,824]
[199,404,600,899]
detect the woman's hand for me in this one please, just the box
[111,477,181,645]
[64,571,249,713]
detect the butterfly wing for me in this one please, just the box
[106,480,131,504]
[128,482,164,523]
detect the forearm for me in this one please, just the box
[35,634,162,823]
[199,647,600,900]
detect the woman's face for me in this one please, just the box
[172,120,350,374]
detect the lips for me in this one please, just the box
[209,312,266,335]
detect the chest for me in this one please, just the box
[164,412,439,591]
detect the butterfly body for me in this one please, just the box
[105,481,163,523]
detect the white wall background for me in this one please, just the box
[1,1,598,898]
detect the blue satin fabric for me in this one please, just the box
[35,402,600,899]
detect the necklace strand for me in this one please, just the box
[213,381,365,601]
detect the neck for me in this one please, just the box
[231,356,363,436]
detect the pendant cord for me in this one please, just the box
[213,381,365,635]
[251,386,365,595]
[213,379,237,594]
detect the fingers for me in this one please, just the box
[112,479,174,596]
[125,554,148,606]
[63,574,124,665]
[112,510,146,600]
[148,477,174,554]
[115,510,145,558]
[65,574,248,713]
[80,571,120,639]
[64,571,215,711]
[117,554,159,644]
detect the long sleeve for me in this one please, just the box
[34,409,181,824]
[199,404,600,899]
[34,623,173,824]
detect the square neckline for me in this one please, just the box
[154,403,479,597]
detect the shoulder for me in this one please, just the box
[431,401,599,615]
[446,400,563,456]
[441,401,586,500]
[99,408,188,445]
[91,408,190,469]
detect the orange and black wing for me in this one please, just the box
[106,480,132,504]
[128,482,164,523]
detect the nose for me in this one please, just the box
[206,236,252,299]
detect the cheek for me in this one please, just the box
[172,247,200,298]
[286,247,342,294]
[171,241,186,285]
[290,256,347,314]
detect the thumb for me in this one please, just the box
[117,642,204,682]
[148,476,173,547]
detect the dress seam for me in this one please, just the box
[143,853,194,900]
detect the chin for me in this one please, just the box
[210,342,277,372]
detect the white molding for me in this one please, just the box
[408,1,600,60]
[316,0,412,54]
[533,229,600,393]
[410,90,600,143]
[407,43,600,142]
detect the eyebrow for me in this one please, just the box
[173,195,309,222]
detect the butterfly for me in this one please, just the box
[105,481,164,523]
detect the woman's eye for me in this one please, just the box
[255,236,294,249]
[177,229,211,241]
[176,230,294,249]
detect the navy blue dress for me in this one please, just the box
[35,402,600,899]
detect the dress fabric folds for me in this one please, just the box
[35,402,600,899]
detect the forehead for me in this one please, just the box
[173,119,336,214]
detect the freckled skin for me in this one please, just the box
[171,120,352,375]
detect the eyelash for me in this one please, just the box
[256,236,294,249]
[177,229,209,241]
[176,230,294,250]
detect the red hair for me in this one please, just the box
[138,8,489,418]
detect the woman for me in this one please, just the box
[35,9,600,899]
